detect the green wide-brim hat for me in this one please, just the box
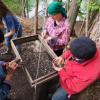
[48,1,67,18]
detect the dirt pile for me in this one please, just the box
[70,81,100,100]
[18,16,45,34]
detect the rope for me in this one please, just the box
[33,42,42,100]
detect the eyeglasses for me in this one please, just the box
[70,56,85,63]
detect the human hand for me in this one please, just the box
[96,38,100,49]
[4,34,7,38]
[52,63,63,71]
[6,60,18,75]
[45,36,52,41]
[47,37,57,47]
[53,56,64,66]
[5,60,18,81]
[41,30,47,38]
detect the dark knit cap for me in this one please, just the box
[0,30,4,43]
[70,37,97,60]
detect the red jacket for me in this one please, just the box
[58,50,100,95]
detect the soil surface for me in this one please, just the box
[20,41,54,80]
[70,81,100,100]
[1,14,100,100]
[0,46,14,61]
[9,68,34,100]
[9,40,55,100]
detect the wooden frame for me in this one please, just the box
[11,35,58,88]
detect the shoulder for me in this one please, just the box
[47,16,54,22]
[64,19,70,27]
[45,17,54,26]
[5,14,13,20]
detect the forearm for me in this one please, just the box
[4,32,13,37]
[4,29,15,37]
[47,27,66,37]
[56,30,70,46]
[56,38,67,46]
[56,35,68,46]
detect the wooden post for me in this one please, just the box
[67,0,69,13]
[45,0,48,17]
[21,0,26,17]
[65,0,69,16]
[34,0,39,34]
[26,0,29,18]
[85,0,90,37]
[68,0,82,35]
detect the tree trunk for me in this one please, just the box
[21,0,26,17]
[26,0,29,18]
[34,0,39,34]
[70,12,100,100]
[65,0,70,13]
[89,13,100,48]
[68,0,82,35]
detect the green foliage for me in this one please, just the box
[88,0,100,12]
[3,0,35,15]
[3,0,22,15]
[28,0,35,11]
[77,0,82,5]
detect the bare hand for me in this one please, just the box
[45,36,52,42]
[5,60,18,81]
[53,56,64,66]
[41,30,47,38]
[6,60,18,75]
[52,63,62,71]
[96,38,100,48]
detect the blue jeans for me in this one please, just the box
[52,87,69,100]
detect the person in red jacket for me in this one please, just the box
[52,36,100,100]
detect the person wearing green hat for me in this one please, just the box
[41,1,71,56]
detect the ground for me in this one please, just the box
[0,14,100,100]
[9,33,55,100]
[9,68,34,100]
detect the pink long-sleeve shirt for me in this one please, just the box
[45,17,71,50]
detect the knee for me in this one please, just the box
[52,91,63,100]
[51,88,68,100]
[52,94,57,100]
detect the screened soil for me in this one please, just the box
[20,41,54,80]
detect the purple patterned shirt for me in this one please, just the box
[44,17,71,50]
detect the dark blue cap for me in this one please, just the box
[70,36,97,60]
